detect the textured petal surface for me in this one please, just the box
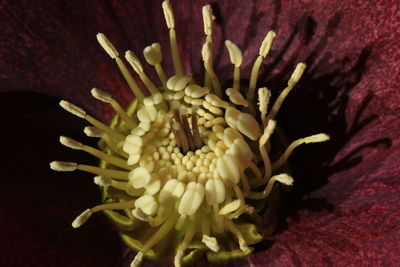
[0,0,399,266]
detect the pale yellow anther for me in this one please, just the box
[205,94,229,108]
[72,209,92,228]
[59,100,86,118]
[304,133,330,143]
[132,208,148,222]
[94,175,112,186]
[205,179,225,205]
[236,112,261,141]
[178,182,205,215]
[143,43,162,65]
[84,126,103,137]
[202,235,220,252]
[50,161,78,172]
[59,136,83,150]
[216,154,240,187]
[137,105,157,123]
[258,87,271,125]
[259,31,276,57]
[202,5,214,36]
[96,33,119,59]
[226,88,248,107]
[167,75,192,91]
[184,84,209,98]
[125,50,143,74]
[158,179,185,203]
[225,40,243,67]
[219,199,241,215]
[173,91,185,100]
[227,138,252,169]
[135,195,158,216]
[128,154,141,165]
[162,0,175,29]
[91,88,113,103]
[128,167,152,189]
[288,62,307,88]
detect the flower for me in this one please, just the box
[1,0,399,266]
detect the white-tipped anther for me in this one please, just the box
[225,40,243,67]
[167,75,191,91]
[50,161,78,172]
[288,63,307,87]
[226,88,248,107]
[59,136,83,150]
[304,133,330,143]
[96,33,119,59]
[59,100,86,118]
[162,0,175,29]
[219,199,241,215]
[72,209,92,228]
[202,5,214,36]
[178,182,205,215]
[94,175,112,186]
[205,179,225,205]
[84,126,103,137]
[135,195,158,216]
[259,31,276,57]
[216,155,240,187]
[143,43,162,65]
[91,88,113,103]
[129,167,151,189]
[202,235,220,252]
[125,50,143,74]
[273,174,294,186]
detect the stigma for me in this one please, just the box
[50,1,329,266]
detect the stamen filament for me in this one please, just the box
[202,42,221,96]
[91,88,137,129]
[163,0,184,75]
[115,57,145,101]
[91,200,136,213]
[174,219,196,267]
[247,31,276,102]
[77,164,129,180]
[224,219,249,252]
[272,134,330,170]
[247,174,293,199]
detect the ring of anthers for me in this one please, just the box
[50,1,329,266]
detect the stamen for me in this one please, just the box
[225,40,242,90]
[258,87,271,127]
[78,164,129,180]
[202,41,221,96]
[91,88,137,128]
[94,175,112,186]
[224,219,249,252]
[248,174,294,199]
[226,88,248,107]
[202,235,219,252]
[266,63,306,121]
[50,161,77,172]
[162,0,184,75]
[259,120,276,181]
[247,31,276,102]
[60,100,125,141]
[174,221,196,267]
[84,127,128,158]
[143,43,168,87]
[96,33,119,59]
[180,108,195,151]
[96,33,145,101]
[202,5,214,88]
[272,134,330,170]
[125,51,158,95]
[60,136,130,170]
[72,209,92,228]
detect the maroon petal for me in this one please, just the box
[0,0,399,266]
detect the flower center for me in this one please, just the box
[50,1,330,266]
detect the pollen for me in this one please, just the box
[51,1,330,266]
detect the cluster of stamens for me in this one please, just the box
[50,1,329,266]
